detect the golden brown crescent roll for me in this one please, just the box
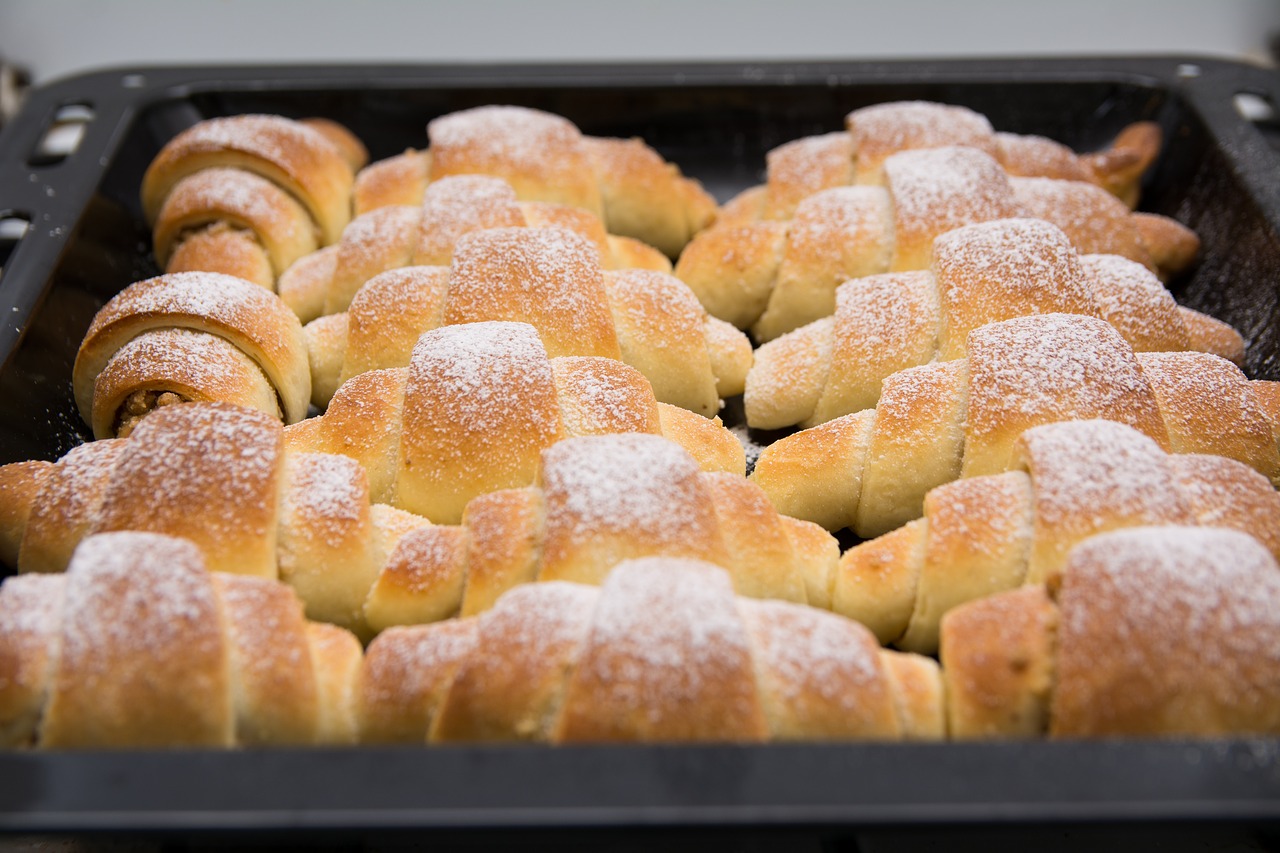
[356,432,836,633]
[677,146,1196,342]
[0,404,432,639]
[0,531,363,748]
[283,174,672,322]
[142,114,363,288]
[350,105,717,258]
[721,100,1160,227]
[299,223,750,415]
[750,313,1280,538]
[72,271,311,438]
[832,419,1280,653]
[744,218,1241,430]
[941,526,1280,738]
[359,556,943,743]
[284,320,746,528]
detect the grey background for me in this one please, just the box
[1,0,1278,85]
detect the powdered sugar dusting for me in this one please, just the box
[740,598,880,711]
[832,271,938,372]
[468,581,597,680]
[540,434,704,540]
[1136,351,1276,470]
[171,115,335,175]
[360,620,479,735]
[61,533,219,682]
[936,218,1090,324]
[1020,419,1187,527]
[765,133,853,216]
[0,573,64,647]
[884,147,1018,265]
[848,102,995,184]
[847,101,994,154]
[744,318,833,426]
[552,357,657,436]
[1011,177,1142,262]
[429,106,584,175]
[287,454,367,548]
[445,227,617,356]
[162,167,311,251]
[582,557,756,720]
[415,175,527,264]
[995,132,1091,181]
[1061,526,1280,686]
[215,574,307,685]
[967,314,1156,429]
[1080,254,1185,351]
[90,272,285,340]
[407,321,557,434]
[28,440,126,554]
[98,403,281,545]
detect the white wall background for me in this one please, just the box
[1,0,1277,85]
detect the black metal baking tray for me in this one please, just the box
[0,58,1279,846]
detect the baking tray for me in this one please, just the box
[0,58,1278,846]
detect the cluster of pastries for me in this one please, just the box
[1,100,1278,748]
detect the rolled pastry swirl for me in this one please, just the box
[941,525,1280,738]
[832,418,1280,653]
[0,531,364,748]
[750,312,1280,537]
[300,224,751,418]
[350,105,717,258]
[359,556,944,744]
[143,114,365,289]
[73,271,310,438]
[676,146,1197,342]
[744,217,1240,431]
[720,100,1161,228]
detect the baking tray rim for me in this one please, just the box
[0,57,1279,833]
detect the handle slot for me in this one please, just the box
[27,103,95,167]
[0,211,31,276]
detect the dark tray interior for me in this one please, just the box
[0,58,1279,842]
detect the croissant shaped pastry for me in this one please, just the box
[300,223,751,415]
[355,431,837,633]
[142,114,366,289]
[0,403,432,638]
[0,531,363,748]
[941,526,1280,738]
[745,218,1242,430]
[833,419,1280,654]
[750,313,1280,537]
[676,145,1198,342]
[285,320,747,527]
[722,100,1160,226]
[359,556,944,744]
[73,271,311,439]
[280,174,671,323]
[350,105,718,258]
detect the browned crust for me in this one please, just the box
[358,619,479,744]
[165,224,275,289]
[73,272,310,431]
[554,559,769,743]
[433,582,598,742]
[442,227,621,361]
[41,533,233,748]
[940,584,1058,739]
[154,168,317,274]
[353,150,429,215]
[142,114,354,245]
[0,461,54,569]
[215,573,320,745]
[94,404,285,579]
